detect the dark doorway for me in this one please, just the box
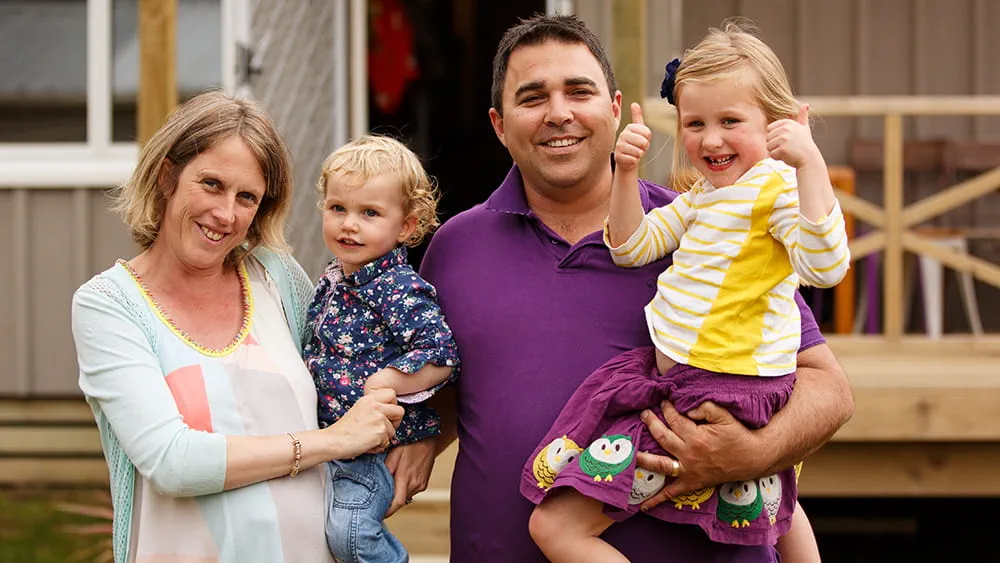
[367,0,545,267]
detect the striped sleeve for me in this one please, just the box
[769,187,851,288]
[604,189,695,268]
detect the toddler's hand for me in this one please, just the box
[766,104,822,169]
[614,103,652,172]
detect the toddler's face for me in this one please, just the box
[321,172,416,276]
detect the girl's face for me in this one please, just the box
[677,79,769,188]
[322,172,416,276]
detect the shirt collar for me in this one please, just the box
[321,246,408,287]
[484,157,657,216]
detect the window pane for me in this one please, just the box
[111,0,223,143]
[0,0,88,142]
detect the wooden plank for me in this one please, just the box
[902,232,1000,289]
[0,427,102,455]
[882,113,904,340]
[612,0,647,114]
[835,387,1000,442]
[386,501,449,556]
[799,96,1000,116]
[0,459,109,486]
[0,400,94,423]
[138,0,177,145]
[827,334,1000,355]
[835,191,885,227]
[901,166,1000,227]
[800,443,1000,497]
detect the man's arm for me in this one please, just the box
[635,342,853,507]
[384,384,459,517]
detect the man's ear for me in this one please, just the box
[489,107,507,147]
[611,90,623,129]
[397,214,418,244]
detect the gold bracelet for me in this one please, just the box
[287,432,302,477]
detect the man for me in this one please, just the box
[389,14,853,562]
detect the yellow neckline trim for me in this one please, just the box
[117,259,255,357]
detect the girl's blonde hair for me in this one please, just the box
[113,90,293,260]
[315,135,441,247]
[668,18,801,191]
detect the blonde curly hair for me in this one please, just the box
[315,135,440,247]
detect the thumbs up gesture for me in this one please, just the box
[766,104,821,169]
[614,102,653,172]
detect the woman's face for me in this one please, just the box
[157,136,266,271]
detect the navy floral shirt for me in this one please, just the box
[304,246,460,445]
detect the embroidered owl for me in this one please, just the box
[579,435,633,482]
[757,474,783,525]
[628,468,666,505]
[532,435,583,489]
[671,486,715,511]
[716,480,763,528]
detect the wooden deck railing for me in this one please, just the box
[645,95,1000,342]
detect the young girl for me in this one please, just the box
[304,135,460,563]
[522,19,849,562]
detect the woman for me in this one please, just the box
[71,90,403,563]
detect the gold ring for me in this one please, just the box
[405,497,413,505]
[669,458,681,478]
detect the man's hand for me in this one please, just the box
[635,400,763,511]
[384,438,436,518]
[614,103,652,171]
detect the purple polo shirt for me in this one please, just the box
[420,164,824,562]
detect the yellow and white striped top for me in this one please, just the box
[605,158,850,376]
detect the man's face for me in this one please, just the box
[489,40,622,197]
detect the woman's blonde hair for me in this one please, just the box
[315,135,440,247]
[113,90,293,260]
[668,18,801,191]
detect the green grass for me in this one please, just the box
[0,489,112,563]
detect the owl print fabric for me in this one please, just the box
[519,346,798,546]
[303,246,460,444]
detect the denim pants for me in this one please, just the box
[325,452,408,563]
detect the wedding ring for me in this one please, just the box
[669,458,681,478]
[405,497,413,505]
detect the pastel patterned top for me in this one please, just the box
[303,246,460,445]
[72,251,333,563]
[606,158,850,376]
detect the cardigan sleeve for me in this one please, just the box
[72,279,227,497]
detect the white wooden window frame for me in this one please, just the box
[0,0,248,189]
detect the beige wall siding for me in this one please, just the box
[250,1,341,281]
[0,188,134,396]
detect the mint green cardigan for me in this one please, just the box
[73,248,314,563]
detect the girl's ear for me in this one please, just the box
[397,214,418,244]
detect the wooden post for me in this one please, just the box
[138,0,177,145]
[612,0,646,130]
[883,114,904,341]
[829,166,857,334]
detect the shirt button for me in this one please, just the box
[550,239,559,244]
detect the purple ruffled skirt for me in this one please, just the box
[520,347,798,546]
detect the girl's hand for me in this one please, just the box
[614,103,652,172]
[325,388,404,458]
[766,104,822,170]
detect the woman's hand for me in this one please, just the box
[384,438,436,517]
[325,388,405,459]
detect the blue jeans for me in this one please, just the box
[325,453,408,563]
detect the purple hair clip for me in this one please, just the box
[660,58,681,105]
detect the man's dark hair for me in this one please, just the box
[491,13,617,115]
